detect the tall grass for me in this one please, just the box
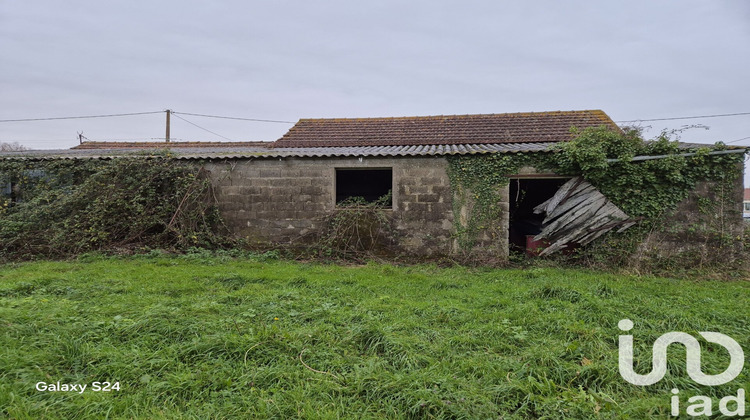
[0,254,748,419]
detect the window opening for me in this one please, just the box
[335,168,393,207]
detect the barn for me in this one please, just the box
[1,109,746,259]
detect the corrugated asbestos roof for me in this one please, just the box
[274,110,619,147]
[2,142,743,162]
[0,143,556,161]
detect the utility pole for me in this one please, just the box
[165,109,171,142]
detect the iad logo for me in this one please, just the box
[618,319,744,386]
[618,319,746,417]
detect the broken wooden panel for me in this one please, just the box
[532,177,633,256]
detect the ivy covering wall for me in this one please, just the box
[446,126,746,254]
[0,157,227,260]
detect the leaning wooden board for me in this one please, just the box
[532,177,633,256]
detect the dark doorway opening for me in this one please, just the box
[335,168,393,206]
[509,178,568,253]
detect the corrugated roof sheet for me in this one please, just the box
[2,142,743,162]
[274,110,619,148]
[0,143,555,161]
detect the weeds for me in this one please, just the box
[0,257,747,418]
[318,192,395,257]
[0,159,232,261]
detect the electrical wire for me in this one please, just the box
[0,139,79,143]
[2,109,748,146]
[726,136,750,144]
[0,111,164,123]
[2,109,746,125]
[616,111,750,123]
[172,111,295,124]
[171,114,234,141]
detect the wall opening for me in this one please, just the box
[1,181,11,198]
[1,178,17,204]
[335,168,393,207]
[508,178,568,254]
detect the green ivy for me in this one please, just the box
[446,152,549,249]
[551,127,744,219]
[446,126,746,251]
[0,157,229,260]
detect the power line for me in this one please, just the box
[1,138,176,142]
[172,111,295,124]
[171,113,233,141]
[2,109,747,125]
[616,111,750,123]
[726,136,750,144]
[82,137,181,142]
[0,111,164,123]
[0,109,296,124]
[0,139,79,142]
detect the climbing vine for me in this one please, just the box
[550,127,744,219]
[0,156,229,260]
[446,126,746,253]
[446,152,545,250]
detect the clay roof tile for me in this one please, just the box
[273,110,619,148]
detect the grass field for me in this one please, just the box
[1,252,748,419]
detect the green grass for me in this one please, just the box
[0,253,748,419]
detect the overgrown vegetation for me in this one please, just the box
[1,256,748,418]
[447,152,535,250]
[446,126,747,270]
[318,192,395,257]
[0,157,229,260]
[551,127,744,219]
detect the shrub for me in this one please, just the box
[0,157,230,260]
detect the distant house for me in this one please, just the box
[744,188,750,219]
[1,110,746,258]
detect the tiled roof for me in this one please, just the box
[0,143,555,161]
[274,110,619,148]
[745,188,750,201]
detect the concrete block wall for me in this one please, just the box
[203,156,482,256]
[201,156,745,260]
[640,172,746,258]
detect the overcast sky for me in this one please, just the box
[1,1,748,182]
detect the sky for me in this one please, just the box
[1,1,749,183]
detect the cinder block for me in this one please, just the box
[420,177,444,185]
[300,186,324,196]
[311,178,330,187]
[400,177,418,186]
[268,178,289,187]
[408,185,429,195]
[417,194,439,203]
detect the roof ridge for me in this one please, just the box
[296,109,608,123]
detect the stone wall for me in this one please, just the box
[204,156,476,256]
